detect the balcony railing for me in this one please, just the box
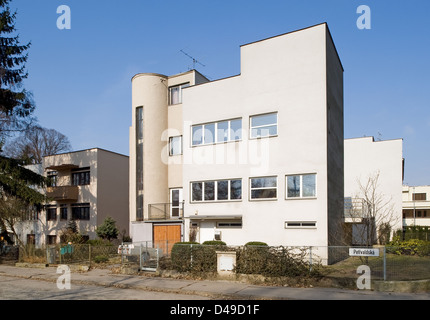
[344,198,368,220]
[148,202,184,221]
[46,186,79,201]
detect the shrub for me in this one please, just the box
[171,242,220,273]
[202,240,226,246]
[387,237,430,256]
[245,241,268,246]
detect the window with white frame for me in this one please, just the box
[191,118,242,146]
[285,221,316,228]
[191,179,242,202]
[250,112,278,138]
[169,136,182,156]
[169,83,190,105]
[249,176,277,200]
[286,174,316,199]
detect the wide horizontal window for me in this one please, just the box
[285,221,316,228]
[250,112,277,138]
[250,176,277,200]
[192,118,242,146]
[191,179,242,202]
[286,174,316,199]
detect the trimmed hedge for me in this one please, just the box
[168,242,321,278]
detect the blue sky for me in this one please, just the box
[9,0,430,186]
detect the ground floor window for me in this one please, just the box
[285,221,317,228]
[46,206,57,221]
[47,235,57,245]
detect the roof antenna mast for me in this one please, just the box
[180,49,206,70]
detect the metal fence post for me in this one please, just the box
[190,244,193,269]
[139,243,142,271]
[383,246,387,281]
[309,246,313,272]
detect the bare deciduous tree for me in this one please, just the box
[3,125,72,163]
[351,171,400,246]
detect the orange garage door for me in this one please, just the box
[153,225,181,254]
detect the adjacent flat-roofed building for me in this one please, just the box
[344,137,404,244]
[16,148,129,247]
[130,23,344,263]
[402,185,430,227]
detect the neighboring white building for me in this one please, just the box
[16,148,129,247]
[402,185,430,227]
[344,137,404,244]
[130,23,345,263]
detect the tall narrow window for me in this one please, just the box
[136,106,144,221]
[250,112,278,138]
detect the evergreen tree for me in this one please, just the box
[0,0,34,134]
[0,1,46,247]
[96,217,119,241]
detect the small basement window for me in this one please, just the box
[285,221,316,229]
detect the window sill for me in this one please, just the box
[190,199,242,204]
[285,197,317,200]
[191,139,242,148]
[249,134,278,140]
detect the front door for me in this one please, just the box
[170,188,183,218]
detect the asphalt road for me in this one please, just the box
[0,275,211,300]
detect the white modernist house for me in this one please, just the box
[344,137,404,244]
[16,148,129,247]
[129,23,344,262]
[402,185,430,228]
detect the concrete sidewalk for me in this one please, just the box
[0,264,429,300]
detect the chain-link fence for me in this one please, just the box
[11,241,430,283]
[18,243,119,266]
[122,242,430,282]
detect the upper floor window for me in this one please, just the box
[250,112,278,138]
[413,193,427,201]
[169,83,190,105]
[250,176,277,200]
[286,174,316,199]
[47,171,57,187]
[72,167,90,186]
[191,179,242,202]
[169,136,183,156]
[192,118,242,146]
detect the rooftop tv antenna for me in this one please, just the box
[180,49,206,70]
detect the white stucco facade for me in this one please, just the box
[129,23,345,262]
[344,137,404,243]
[402,185,430,227]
